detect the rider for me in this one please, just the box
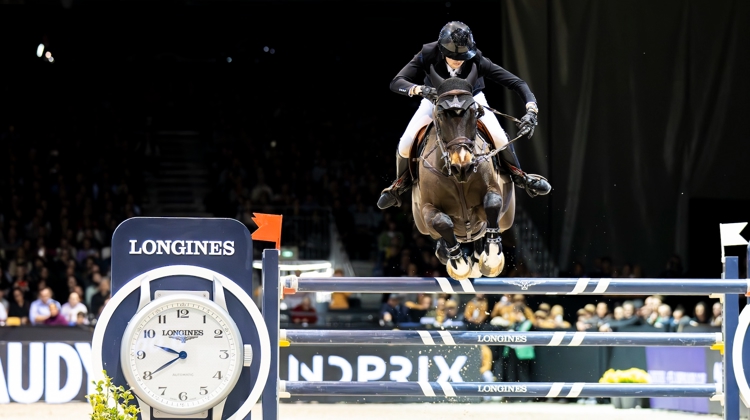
[377,21,552,210]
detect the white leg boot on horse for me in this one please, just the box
[479,191,505,277]
[427,209,472,280]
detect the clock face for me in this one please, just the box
[121,294,244,415]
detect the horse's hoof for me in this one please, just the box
[479,244,505,277]
[447,255,472,280]
[469,257,483,279]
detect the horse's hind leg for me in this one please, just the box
[480,191,505,277]
[423,204,472,280]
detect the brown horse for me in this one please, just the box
[411,64,515,280]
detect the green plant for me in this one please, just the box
[86,370,140,420]
[599,367,651,384]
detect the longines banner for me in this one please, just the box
[0,328,480,404]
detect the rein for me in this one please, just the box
[424,89,529,174]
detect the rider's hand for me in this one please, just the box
[517,110,538,138]
[412,85,437,101]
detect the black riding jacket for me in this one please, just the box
[390,41,537,105]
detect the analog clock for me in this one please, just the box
[120,293,248,416]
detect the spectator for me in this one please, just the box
[380,294,410,326]
[405,294,433,323]
[549,305,571,329]
[86,272,103,309]
[654,304,673,329]
[585,302,613,331]
[28,287,61,326]
[90,277,111,317]
[464,293,489,330]
[291,296,318,325]
[489,294,512,327]
[711,302,723,327]
[639,302,657,326]
[503,305,535,401]
[328,268,351,310]
[8,287,30,325]
[441,299,464,327]
[61,292,88,325]
[0,293,6,324]
[602,301,640,331]
[575,308,592,331]
[0,288,9,314]
[11,265,31,300]
[691,302,710,325]
[671,305,691,332]
[45,301,71,326]
[613,306,624,321]
[76,311,90,326]
[425,295,446,324]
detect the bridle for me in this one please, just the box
[425,90,531,176]
[429,88,481,177]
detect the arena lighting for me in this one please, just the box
[45,51,51,59]
[252,260,332,272]
[227,57,232,63]
[48,57,54,63]
[36,43,44,57]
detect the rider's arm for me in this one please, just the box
[479,55,537,107]
[390,50,427,96]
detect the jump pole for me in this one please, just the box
[280,381,717,399]
[283,276,750,295]
[282,329,722,347]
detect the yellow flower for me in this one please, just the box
[599,368,650,384]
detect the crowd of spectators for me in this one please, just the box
[0,105,147,327]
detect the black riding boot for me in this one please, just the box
[377,153,412,209]
[500,143,551,197]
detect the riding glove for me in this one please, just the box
[517,110,538,138]
[419,86,438,102]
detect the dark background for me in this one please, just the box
[1,0,748,278]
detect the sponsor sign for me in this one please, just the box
[646,347,709,413]
[280,345,482,402]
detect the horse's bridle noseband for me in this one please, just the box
[432,89,482,176]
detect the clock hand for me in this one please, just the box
[155,345,181,355]
[151,351,188,375]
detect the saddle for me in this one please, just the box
[408,120,496,180]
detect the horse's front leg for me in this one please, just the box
[423,204,472,280]
[480,191,505,277]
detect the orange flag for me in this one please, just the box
[251,213,283,250]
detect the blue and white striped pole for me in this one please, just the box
[282,329,722,347]
[283,276,750,295]
[281,381,718,398]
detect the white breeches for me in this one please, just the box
[397,92,509,158]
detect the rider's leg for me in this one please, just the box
[377,98,434,209]
[474,92,551,197]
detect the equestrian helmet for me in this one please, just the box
[438,21,477,61]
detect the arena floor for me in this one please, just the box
[1,401,721,420]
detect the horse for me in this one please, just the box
[410,64,515,280]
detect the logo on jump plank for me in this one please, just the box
[503,279,546,290]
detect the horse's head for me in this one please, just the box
[430,64,482,183]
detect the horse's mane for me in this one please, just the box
[437,77,473,96]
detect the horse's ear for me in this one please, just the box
[465,63,478,87]
[429,65,445,88]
